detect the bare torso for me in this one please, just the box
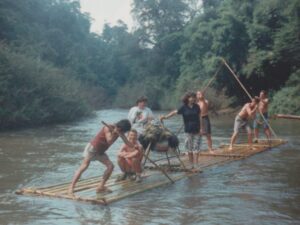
[198,99,209,117]
[259,98,269,114]
[238,103,255,120]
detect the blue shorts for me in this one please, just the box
[253,113,269,129]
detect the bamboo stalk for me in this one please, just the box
[274,114,300,120]
[105,171,197,204]
[142,143,152,166]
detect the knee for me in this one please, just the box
[107,162,114,172]
[79,161,89,171]
[132,158,139,165]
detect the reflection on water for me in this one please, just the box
[0,109,300,225]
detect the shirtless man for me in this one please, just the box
[68,119,131,195]
[229,97,259,150]
[253,90,271,141]
[197,91,213,153]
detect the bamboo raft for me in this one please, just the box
[16,139,286,205]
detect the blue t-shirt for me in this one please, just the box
[177,104,201,133]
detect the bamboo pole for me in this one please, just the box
[142,143,152,166]
[221,58,278,139]
[105,171,197,204]
[202,62,224,93]
[274,114,300,120]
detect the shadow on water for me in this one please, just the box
[0,109,300,225]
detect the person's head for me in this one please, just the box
[127,129,138,143]
[250,96,260,107]
[115,119,131,133]
[136,96,148,109]
[196,91,204,100]
[182,92,196,105]
[260,90,267,99]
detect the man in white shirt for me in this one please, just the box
[128,96,154,135]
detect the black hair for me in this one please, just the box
[136,96,148,105]
[261,90,267,95]
[253,96,260,104]
[116,119,131,133]
[182,92,196,105]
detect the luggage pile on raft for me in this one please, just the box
[139,123,179,152]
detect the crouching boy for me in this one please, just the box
[117,129,143,183]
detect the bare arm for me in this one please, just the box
[118,144,127,157]
[200,114,203,134]
[160,110,178,121]
[246,104,258,116]
[124,148,140,158]
[103,126,118,145]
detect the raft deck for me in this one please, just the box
[16,139,286,205]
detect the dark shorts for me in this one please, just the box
[202,116,211,135]
[253,112,269,129]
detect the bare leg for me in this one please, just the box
[193,152,199,165]
[118,156,127,173]
[229,132,238,151]
[247,131,253,150]
[132,158,142,174]
[96,155,114,193]
[206,134,213,152]
[254,128,259,141]
[188,151,193,167]
[265,128,271,140]
[68,158,90,195]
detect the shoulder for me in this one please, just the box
[120,144,127,150]
[129,106,138,111]
[177,104,185,112]
[136,143,143,150]
[145,107,153,113]
[128,106,138,114]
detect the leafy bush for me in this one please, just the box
[0,45,91,129]
[269,70,300,115]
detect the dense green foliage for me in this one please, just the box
[0,0,299,129]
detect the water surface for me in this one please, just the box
[0,109,300,225]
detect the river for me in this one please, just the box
[0,109,300,225]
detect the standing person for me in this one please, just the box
[68,119,131,195]
[253,90,271,141]
[128,96,154,135]
[117,129,143,183]
[160,92,201,169]
[197,91,213,153]
[229,98,259,151]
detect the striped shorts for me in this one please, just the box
[184,133,202,152]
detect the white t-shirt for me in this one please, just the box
[128,106,154,134]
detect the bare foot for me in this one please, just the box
[96,186,112,193]
[228,146,233,151]
[191,168,200,173]
[208,149,215,154]
[68,188,75,196]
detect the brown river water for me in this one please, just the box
[0,109,300,225]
